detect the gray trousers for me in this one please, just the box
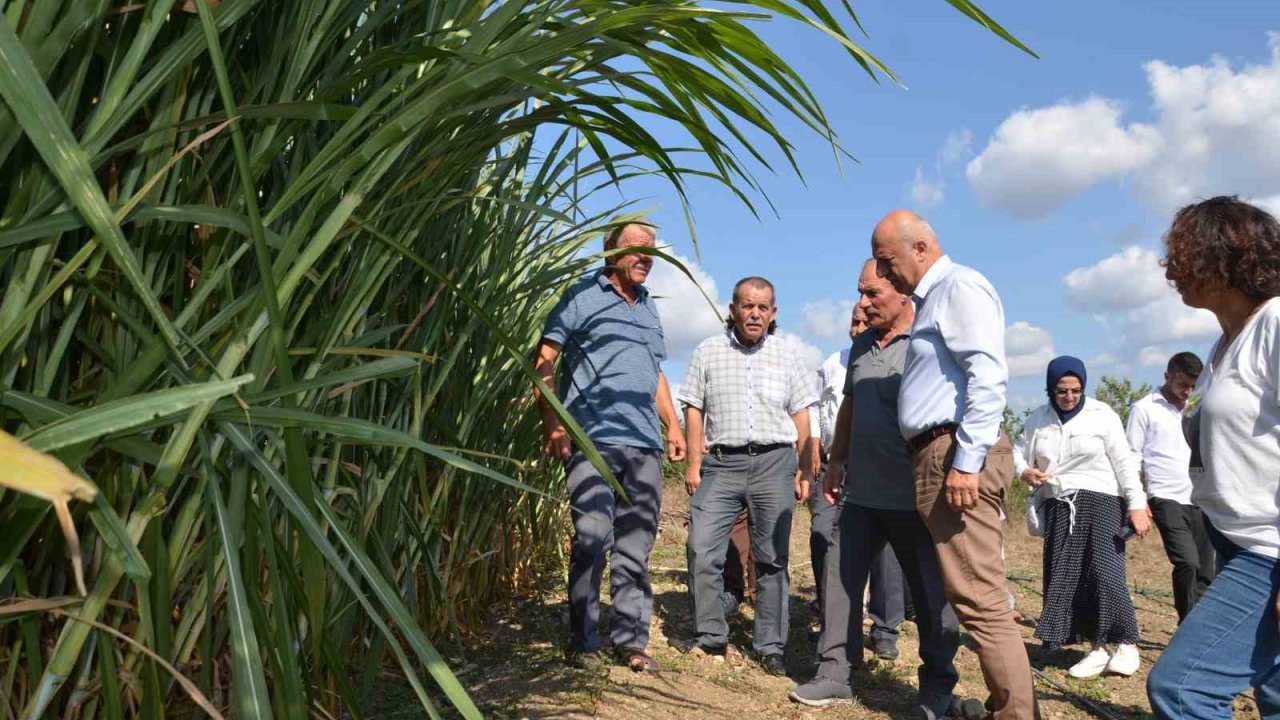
[810,489,907,640]
[566,444,663,653]
[816,502,960,702]
[687,446,798,655]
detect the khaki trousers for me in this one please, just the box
[913,432,1039,720]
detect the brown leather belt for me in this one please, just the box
[907,423,957,454]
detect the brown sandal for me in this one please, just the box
[619,646,659,673]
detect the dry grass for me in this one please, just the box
[456,479,1263,720]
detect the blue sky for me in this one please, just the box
[584,1,1280,409]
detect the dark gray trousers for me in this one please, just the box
[810,490,907,639]
[687,446,798,655]
[816,503,960,702]
[565,444,663,653]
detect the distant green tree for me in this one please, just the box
[1001,405,1033,442]
[1093,375,1154,426]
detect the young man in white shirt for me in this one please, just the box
[1126,351,1213,622]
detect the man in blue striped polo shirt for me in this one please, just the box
[535,219,686,674]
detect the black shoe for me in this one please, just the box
[760,653,788,676]
[954,697,988,720]
[668,637,726,658]
[864,635,899,661]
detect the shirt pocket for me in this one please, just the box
[1067,431,1105,459]
[756,367,788,407]
[1031,426,1059,470]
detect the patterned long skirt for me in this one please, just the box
[1034,489,1140,648]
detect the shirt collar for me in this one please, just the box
[1151,391,1180,412]
[595,270,648,300]
[726,327,768,352]
[911,254,953,305]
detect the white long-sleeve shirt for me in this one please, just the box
[1193,297,1280,558]
[1126,391,1193,504]
[899,255,1008,473]
[812,348,850,451]
[1015,398,1146,511]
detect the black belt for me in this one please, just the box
[907,423,957,454]
[710,442,790,457]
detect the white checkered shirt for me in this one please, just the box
[678,330,819,447]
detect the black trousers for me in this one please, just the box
[1150,496,1217,622]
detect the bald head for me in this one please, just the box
[870,209,943,294]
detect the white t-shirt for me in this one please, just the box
[1193,297,1280,559]
[1127,392,1194,505]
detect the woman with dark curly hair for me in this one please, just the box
[1147,196,1280,719]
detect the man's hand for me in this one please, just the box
[1020,468,1050,488]
[795,471,811,503]
[685,466,701,496]
[1129,508,1152,538]
[542,420,572,461]
[822,463,845,506]
[667,429,687,463]
[945,467,980,511]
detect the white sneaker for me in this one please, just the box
[1069,647,1112,679]
[1106,643,1140,676]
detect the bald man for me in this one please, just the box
[871,211,1038,720]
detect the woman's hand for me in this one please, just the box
[1129,508,1152,539]
[1021,468,1049,487]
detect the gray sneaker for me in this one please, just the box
[788,678,854,707]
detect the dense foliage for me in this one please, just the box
[0,0,1026,717]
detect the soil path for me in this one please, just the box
[459,480,1260,719]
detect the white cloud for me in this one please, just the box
[1062,248,1219,361]
[1088,351,1118,369]
[798,298,856,345]
[905,128,973,209]
[966,98,1160,219]
[968,35,1280,219]
[646,251,725,364]
[940,128,974,164]
[1062,246,1171,310]
[909,167,945,207]
[775,330,825,372]
[1005,321,1055,379]
[1138,346,1171,366]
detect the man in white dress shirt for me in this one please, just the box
[1126,351,1213,622]
[871,210,1038,720]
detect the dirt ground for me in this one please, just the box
[454,479,1262,720]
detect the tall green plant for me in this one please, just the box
[0,0,1030,717]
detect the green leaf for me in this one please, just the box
[22,376,254,452]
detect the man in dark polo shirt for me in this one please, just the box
[535,218,686,673]
[790,259,960,718]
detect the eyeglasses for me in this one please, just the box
[1053,388,1083,397]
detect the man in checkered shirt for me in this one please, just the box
[677,276,820,676]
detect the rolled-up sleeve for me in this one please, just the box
[940,280,1008,473]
